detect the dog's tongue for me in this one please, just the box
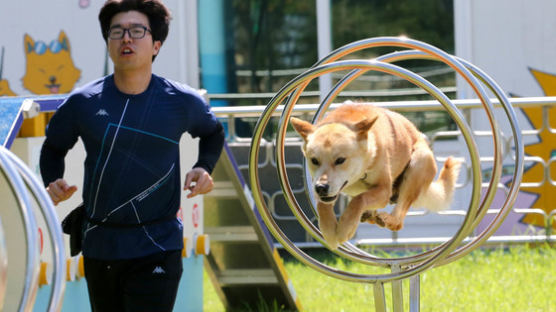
[49,86,60,94]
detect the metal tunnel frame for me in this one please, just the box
[0,145,66,312]
[248,37,524,310]
[0,196,8,310]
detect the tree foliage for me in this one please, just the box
[228,0,454,94]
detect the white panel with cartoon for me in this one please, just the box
[0,0,198,97]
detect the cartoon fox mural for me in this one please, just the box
[0,79,16,96]
[0,46,16,96]
[21,30,81,94]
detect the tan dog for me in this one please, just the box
[291,103,461,249]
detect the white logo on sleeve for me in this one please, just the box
[96,109,109,116]
[152,266,166,274]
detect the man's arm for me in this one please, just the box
[184,121,225,198]
[192,121,225,174]
[40,139,67,186]
[40,139,77,205]
[40,97,80,205]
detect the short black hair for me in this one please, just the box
[98,0,171,61]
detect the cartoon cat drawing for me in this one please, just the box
[22,31,81,94]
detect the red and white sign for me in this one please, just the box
[38,227,44,255]
[192,203,199,228]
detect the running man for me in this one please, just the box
[40,1,225,310]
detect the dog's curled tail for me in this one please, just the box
[414,156,462,212]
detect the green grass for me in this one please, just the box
[203,245,556,311]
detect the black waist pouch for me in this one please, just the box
[61,203,84,257]
[61,203,175,257]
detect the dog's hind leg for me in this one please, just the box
[376,140,437,231]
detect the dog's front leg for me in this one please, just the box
[336,195,368,244]
[317,202,340,249]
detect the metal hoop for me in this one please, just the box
[275,60,481,268]
[0,217,6,311]
[292,49,518,267]
[0,148,40,311]
[0,145,67,311]
[248,37,524,283]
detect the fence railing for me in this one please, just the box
[210,96,556,248]
[18,94,556,248]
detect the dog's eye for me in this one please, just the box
[310,158,320,166]
[335,157,346,165]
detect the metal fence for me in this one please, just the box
[210,96,556,248]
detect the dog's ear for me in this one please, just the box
[290,117,314,141]
[353,115,378,140]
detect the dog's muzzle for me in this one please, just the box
[315,181,348,203]
[315,183,329,197]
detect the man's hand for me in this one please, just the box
[184,167,214,199]
[46,179,77,206]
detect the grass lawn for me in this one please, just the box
[203,244,556,311]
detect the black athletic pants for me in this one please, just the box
[84,250,183,312]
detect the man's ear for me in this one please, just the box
[290,117,315,141]
[153,40,161,56]
[353,115,378,140]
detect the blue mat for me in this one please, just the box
[0,98,25,148]
[0,95,67,148]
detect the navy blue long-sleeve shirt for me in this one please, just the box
[40,74,224,260]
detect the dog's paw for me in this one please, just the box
[371,212,386,227]
[321,232,340,250]
[324,239,340,250]
[360,210,376,223]
[376,212,403,231]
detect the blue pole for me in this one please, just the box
[199,0,228,108]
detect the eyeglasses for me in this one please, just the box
[107,25,151,40]
[27,39,68,55]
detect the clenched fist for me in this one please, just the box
[46,179,77,205]
[183,167,214,199]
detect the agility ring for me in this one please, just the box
[248,37,524,310]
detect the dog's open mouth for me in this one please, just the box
[319,195,338,203]
[45,83,61,94]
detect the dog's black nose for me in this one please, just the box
[315,183,329,196]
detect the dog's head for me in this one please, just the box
[291,116,377,204]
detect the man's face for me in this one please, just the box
[107,10,161,71]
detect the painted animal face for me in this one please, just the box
[291,117,376,204]
[22,31,81,94]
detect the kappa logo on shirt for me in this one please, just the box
[95,109,109,116]
[152,266,166,274]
